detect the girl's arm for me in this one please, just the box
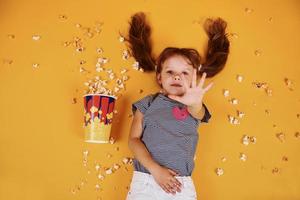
[128,109,160,171]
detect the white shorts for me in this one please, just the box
[126,171,197,200]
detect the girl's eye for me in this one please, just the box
[183,72,189,75]
[166,71,173,74]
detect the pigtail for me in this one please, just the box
[201,18,230,77]
[126,12,156,72]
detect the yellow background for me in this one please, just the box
[0,0,299,199]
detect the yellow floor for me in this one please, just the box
[0,0,299,199]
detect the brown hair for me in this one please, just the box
[126,12,230,78]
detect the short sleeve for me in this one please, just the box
[132,94,155,115]
[200,103,211,123]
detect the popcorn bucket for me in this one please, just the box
[83,94,116,143]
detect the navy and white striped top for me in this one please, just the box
[131,92,211,176]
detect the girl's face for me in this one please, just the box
[157,55,194,96]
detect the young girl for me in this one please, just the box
[125,12,230,200]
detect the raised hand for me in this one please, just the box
[168,67,213,107]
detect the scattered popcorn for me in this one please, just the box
[96,48,103,54]
[228,115,240,125]
[272,167,280,174]
[75,23,81,28]
[83,150,89,167]
[268,17,273,22]
[95,164,101,171]
[98,174,105,180]
[32,35,41,41]
[276,132,285,142]
[106,153,112,158]
[215,168,224,176]
[242,135,250,145]
[132,61,139,70]
[229,98,238,105]
[223,89,229,97]
[95,184,101,191]
[250,136,257,144]
[284,78,294,91]
[3,59,13,65]
[7,34,15,39]
[76,47,85,52]
[239,153,247,161]
[221,157,227,162]
[122,50,130,60]
[72,98,77,104]
[109,137,115,144]
[96,67,104,72]
[245,8,254,13]
[109,73,115,80]
[237,110,245,118]
[119,36,125,42]
[282,156,288,162]
[122,75,129,81]
[122,157,133,165]
[252,81,273,96]
[265,109,271,115]
[254,49,262,56]
[266,88,273,96]
[106,69,113,74]
[114,87,120,93]
[80,178,87,186]
[59,14,68,20]
[32,63,39,68]
[113,164,120,170]
[120,68,127,74]
[80,60,86,65]
[83,150,89,157]
[70,188,76,195]
[105,167,113,175]
[236,74,243,82]
[98,57,109,64]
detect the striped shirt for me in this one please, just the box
[131,92,211,176]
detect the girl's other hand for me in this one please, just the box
[150,165,182,195]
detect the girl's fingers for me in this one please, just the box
[166,183,176,194]
[172,178,182,188]
[203,82,214,93]
[198,72,207,88]
[192,68,197,88]
[161,185,171,193]
[170,178,182,192]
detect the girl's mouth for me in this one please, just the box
[170,83,182,87]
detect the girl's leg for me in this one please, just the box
[126,171,156,200]
[171,176,197,200]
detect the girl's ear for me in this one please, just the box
[156,73,162,85]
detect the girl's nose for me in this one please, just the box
[174,75,181,81]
